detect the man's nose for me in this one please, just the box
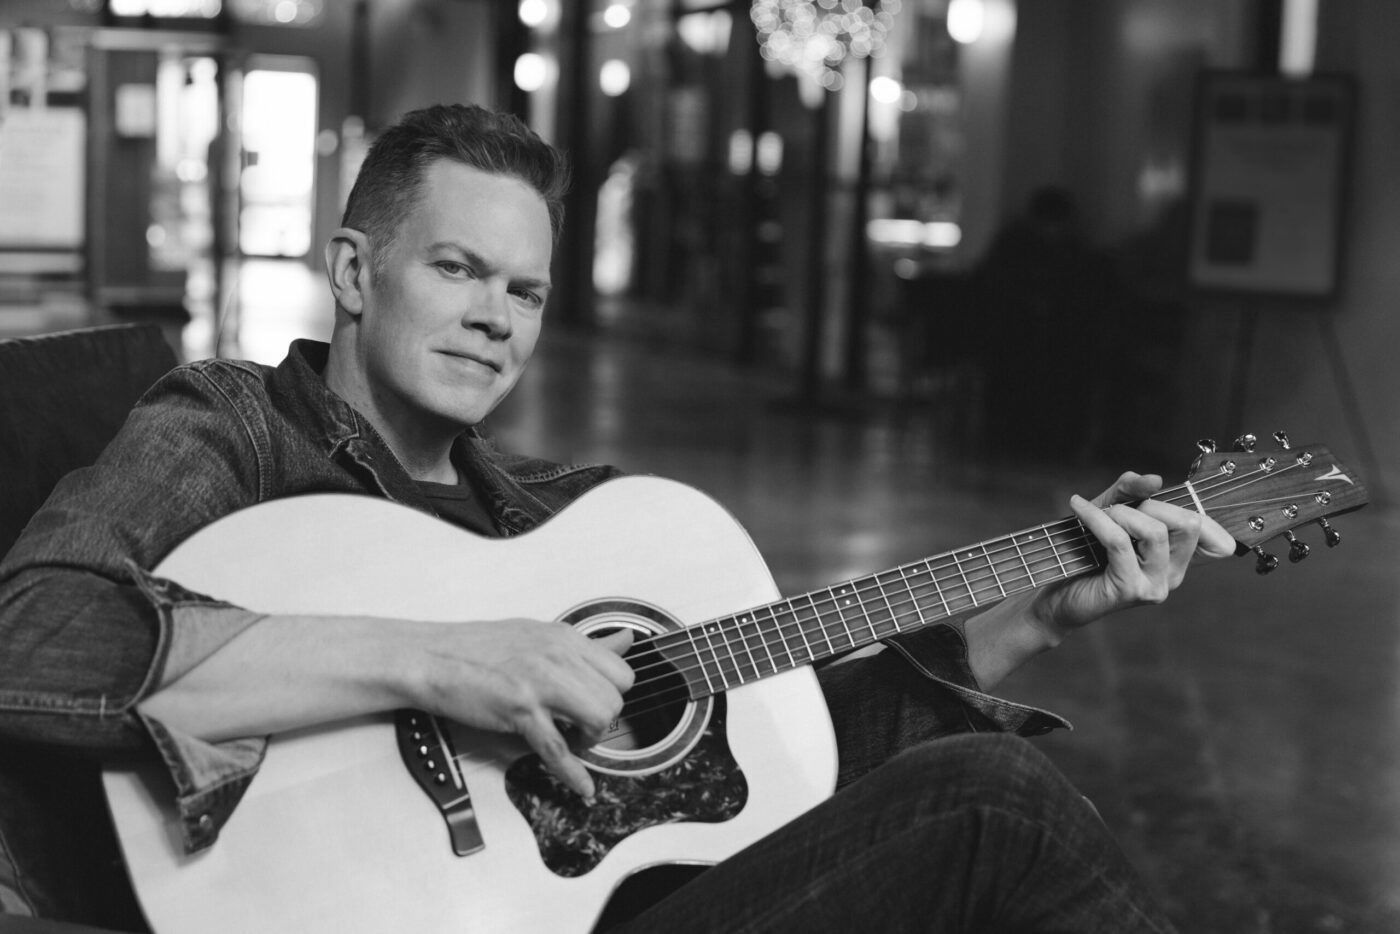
[463,281,511,337]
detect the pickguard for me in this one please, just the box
[504,696,747,877]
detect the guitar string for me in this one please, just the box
[607,464,1318,723]
[619,468,1234,689]
[615,474,1200,707]
[442,460,1323,768]
[613,462,1328,719]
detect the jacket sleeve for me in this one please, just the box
[0,364,274,850]
[884,623,1070,736]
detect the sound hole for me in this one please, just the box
[594,636,691,755]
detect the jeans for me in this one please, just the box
[605,652,1177,934]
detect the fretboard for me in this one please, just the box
[649,514,1109,700]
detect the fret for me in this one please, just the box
[1048,523,1100,573]
[751,605,780,676]
[841,583,865,651]
[916,559,953,620]
[790,593,820,665]
[1009,533,1038,588]
[1041,525,1072,579]
[695,621,734,690]
[898,559,952,623]
[771,600,802,669]
[1016,527,1065,585]
[943,550,980,614]
[869,570,905,639]
[980,543,1008,599]
[683,626,718,696]
[984,537,1034,597]
[822,586,848,656]
[820,584,856,651]
[897,564,932,630]
[729,613,763,683]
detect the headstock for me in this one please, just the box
[1185,431,1369,574]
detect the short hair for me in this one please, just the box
[340,104,570,277]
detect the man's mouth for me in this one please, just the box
[440,350,501,373]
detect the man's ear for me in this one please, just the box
[324,227,372,316]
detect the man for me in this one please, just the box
[0,104,1232,931]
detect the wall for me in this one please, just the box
[1238,1,1400,504]
[366,0,498,129]
[1002,0,1253,244]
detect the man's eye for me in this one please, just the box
[511,288,545,308]
[436,261,473,276]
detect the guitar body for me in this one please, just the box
[103,477,838,933]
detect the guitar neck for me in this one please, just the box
[649,509,1113,700]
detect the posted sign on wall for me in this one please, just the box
[0,107,86,249]
[1187,72,1354,299]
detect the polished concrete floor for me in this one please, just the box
[10,259,1399,932]
[486,325,1400,934]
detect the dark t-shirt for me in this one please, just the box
[417,476,501,538]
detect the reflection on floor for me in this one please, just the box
[488,325,1400,934]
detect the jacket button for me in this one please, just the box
[197,814,214,832]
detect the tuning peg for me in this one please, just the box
[1317,517,1342,547]
[1284,531,1310,563]
[1252,546,1280,574]
[1273,430,1291,450]
[1197,439,1217,454]
[1233,434,1258,452]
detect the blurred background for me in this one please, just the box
[1,1,1398,931]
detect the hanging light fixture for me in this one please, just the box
[750,0,902,91]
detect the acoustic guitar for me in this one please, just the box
[103,434,1367,932]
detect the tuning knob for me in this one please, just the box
[1273,430,1291,450]
[1284,531,1310,563]
[1317,517,1342,547]
[1252,546,1280,574]
[1197,439,1217,454]
[1233,434,1258,452]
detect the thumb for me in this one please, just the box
[592,627,635,657]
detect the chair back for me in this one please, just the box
[0,324,178,558]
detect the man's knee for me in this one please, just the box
[882,732,1078,818]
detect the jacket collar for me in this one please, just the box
[271,339,553,535]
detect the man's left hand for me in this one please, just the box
[1029,471,1236,640]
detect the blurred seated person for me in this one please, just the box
[0,105,1231,932]
[975,185,1123,461]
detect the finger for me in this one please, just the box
[1071,494,1137,561]
[1134,499,1234,567]
[520,712,596,799]
[536,659,627,739]
[593,628,635,656]
[1102,503,1171,575]
[585,629,636,692]
[1090,471,1163,508]
[1195,513,1237,559]
[1135,499,1202,584]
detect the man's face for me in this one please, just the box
[355,159,552,431]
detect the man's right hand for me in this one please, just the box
[413,620,635,800]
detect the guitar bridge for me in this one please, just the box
[394,709,485,856]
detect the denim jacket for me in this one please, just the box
[0,339,1065,921]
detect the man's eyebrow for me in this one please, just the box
[427,241,552,291]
